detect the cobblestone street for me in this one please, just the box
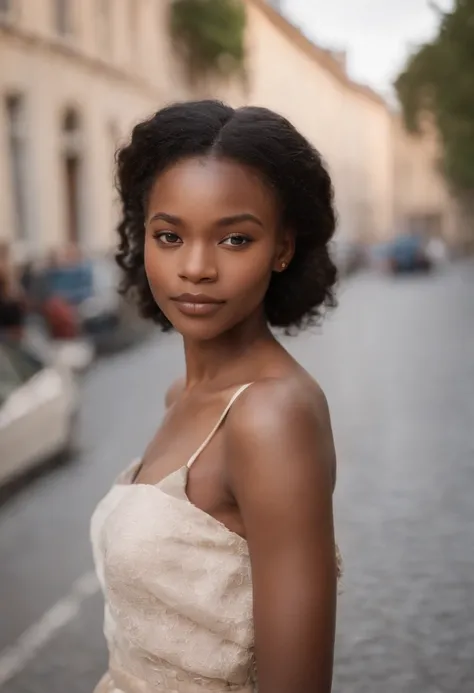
[1,262,473,693]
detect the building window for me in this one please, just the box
[108,120,119,170]
[98,0,112,56]
[129,0,138,60]
[5,95,28,242]
[61,108,83,245]
[54,0,73,36]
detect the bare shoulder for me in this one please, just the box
[226,375,335,486]
[164,377,185,409]
[229,375,331,441]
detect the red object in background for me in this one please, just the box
[42,296,79,339]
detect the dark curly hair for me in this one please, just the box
[116,100,337,332]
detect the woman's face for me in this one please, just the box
[144,156,292,341]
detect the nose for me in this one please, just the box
[178,243,218,284]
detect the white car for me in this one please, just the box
[0,342,78,486]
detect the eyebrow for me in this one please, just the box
[218,213,263,228]
[148,212,264,228]
[148,212,181,225]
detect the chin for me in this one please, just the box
[174,320,230,342]
[171,312,244,342]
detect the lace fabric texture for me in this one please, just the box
[91,462,256,693]
[91,381,342,693]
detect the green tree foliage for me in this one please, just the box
[169,0,247,82]
[395,0,474,194]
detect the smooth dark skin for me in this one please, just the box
[135,156,338,693]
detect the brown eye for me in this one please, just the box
[221,234,252,247]
[153,231,182,245]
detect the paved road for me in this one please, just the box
[0,261,473,693]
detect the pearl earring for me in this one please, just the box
[281,261,287,270]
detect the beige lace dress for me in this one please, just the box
[91,383,341,692]
[90,384,256,693]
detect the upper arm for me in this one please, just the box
[164,377,185,409]
[226,380,338,693]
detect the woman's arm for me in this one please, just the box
[227,379,338,693]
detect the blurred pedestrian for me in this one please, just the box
[0,242,27,341]
[91,100,341,693]
[38,247,82,340]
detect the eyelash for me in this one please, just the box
[152,231,181,245]
[152,231,253,247]
[222,234,252,247]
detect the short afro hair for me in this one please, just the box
[116,100,337,332]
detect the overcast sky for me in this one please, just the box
[280,0,453,98]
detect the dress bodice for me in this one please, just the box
[91,384,256,693]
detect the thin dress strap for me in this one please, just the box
[186,383,253,469]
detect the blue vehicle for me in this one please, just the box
[373,235,432,274]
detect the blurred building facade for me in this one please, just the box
[392,115,465,248]
[0,0,462,261]
[228,1,394,245]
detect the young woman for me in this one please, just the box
[91,100,341,693]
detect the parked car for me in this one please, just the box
[26,254,152,356]
[372,235,432,274]
[78,255,153,353]
[0,340,78,486]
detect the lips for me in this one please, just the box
[171,293,225,317]
[172,293,224,305]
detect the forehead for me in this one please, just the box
[147,157,278,220]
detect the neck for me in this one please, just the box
[183,311,277,390]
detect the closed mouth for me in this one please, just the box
[171,294,225,305]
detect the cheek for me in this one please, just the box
[224,250,274,298]
[144,243,168,295]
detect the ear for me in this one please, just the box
[273,229,295,273]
